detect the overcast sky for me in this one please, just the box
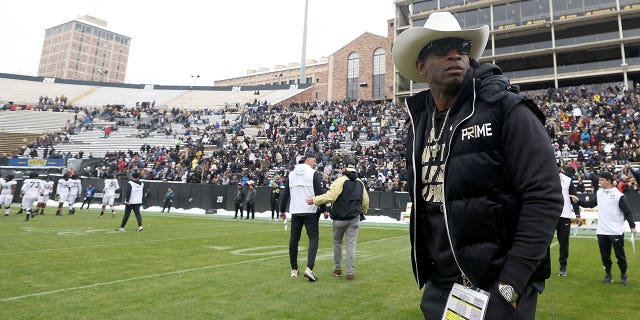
[1,0,394,85]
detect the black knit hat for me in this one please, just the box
[598,171,614,182]
[298,151,317,164]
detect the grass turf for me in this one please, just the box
[0,208,637,319]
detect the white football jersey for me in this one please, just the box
[57,179,70,195]
[43,180,54,194]
[0,179,17,195]
[68,178,81,194]
[103,178,120,195]
[22,179,44,197]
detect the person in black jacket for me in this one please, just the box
[556,163,582,277]
[233,182,246,219]
[307,163,369,280]
[245,181,256,219]
[392,11,562,319]
[270,182,281,220]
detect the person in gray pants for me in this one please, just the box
[307,163,369,280]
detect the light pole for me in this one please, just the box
[274,73,283,85]
[299,0,309,84]
[97,69,108,82]
[191,74,200,87]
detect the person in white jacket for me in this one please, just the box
[279,154,327,281]
[571,171,636,286]
[116,172,145,232]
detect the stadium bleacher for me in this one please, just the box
[0,78,96,105]
[0,110,76,156]
[74,87,187,108]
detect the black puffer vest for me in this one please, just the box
[406,62,550,290]
[330,171,364,221]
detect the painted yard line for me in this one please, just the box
[361,235,406,244]
[0,235,405,302]
[0,254,288,302]
[0,229,278,256]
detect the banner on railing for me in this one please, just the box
[8,158,64,167]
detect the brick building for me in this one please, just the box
[38,15,131,83]
[215,21,395,103]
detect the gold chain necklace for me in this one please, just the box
[429,107,451,152]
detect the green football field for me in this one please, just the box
[0,208,638,319]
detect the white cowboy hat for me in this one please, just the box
[392,11,489,83]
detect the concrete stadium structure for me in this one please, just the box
[394,0,640,102]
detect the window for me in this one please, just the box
[347,52,359,101]
[413,18,427,27]
[552,0,583,19]
[521,0,550,22]
[373,48,386,99]
[413,0,437,14]
[440,0,464,9]
[464,7,491,28]
[493,2,522,28]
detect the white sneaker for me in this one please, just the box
[304,267,317,281]
[290,269,298,278]
[115,227,125,232]
[137,226,144,232]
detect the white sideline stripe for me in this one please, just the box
[0,235,404,302]
[0,230,276,256]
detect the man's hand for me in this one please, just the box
[569,195,579,203]
[632,227,636,236]
[323,212,329,219]
[279,212,286,220]
[305,196,314,205]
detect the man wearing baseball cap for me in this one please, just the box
[280,152,327,281]
[306,161,369,281]
[393,11,562,319]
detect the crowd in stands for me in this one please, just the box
[5,81,640,194]
[527,82,640,193]
[79,99,410,192]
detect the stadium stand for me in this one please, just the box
[74,87,186,108]
[0,77,97,105]
[3,72,640,206]
[163,89,274,109]
[0,110,76,156]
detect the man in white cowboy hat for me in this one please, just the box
[392,11,562,319]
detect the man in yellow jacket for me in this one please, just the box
[306,163,369,280]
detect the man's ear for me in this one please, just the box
[416,60,428,78]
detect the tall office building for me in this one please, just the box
[38,15,131,83]
[394,0,640,101]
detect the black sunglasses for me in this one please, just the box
[419,38,472,59]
